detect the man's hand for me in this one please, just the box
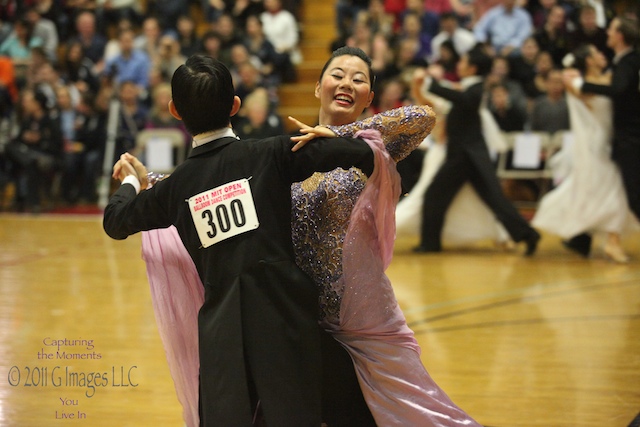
[562,68,581,91]
[426,64,445,81]
[112,154,137,182]
[112,153,150,189]
[121,153,149,190]
[412,67,427,85]
[288,117,337,152]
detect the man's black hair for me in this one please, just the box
[171,55,235,136]
[467,44,493,77]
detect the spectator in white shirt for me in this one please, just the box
[24,7,58,63]
[260,0,301,64]
[430,12,476,62]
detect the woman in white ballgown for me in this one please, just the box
[532,45,639,262]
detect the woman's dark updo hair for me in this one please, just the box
[568,44,593,74]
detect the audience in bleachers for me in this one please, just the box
[414,0,446,38]
[260,0,301,71]
[24,7,58,63]
[487,82,527,132]
[213,12,242,67]
[151,35,187,83]
[144,81,187,140]
[533,3,570,66]
[369,77,408,115]
[95,0,143,33]
[530,49,555,97]
[529,68,570,135]
[242,14,282,85]
[0,18,42,87]
[398,9,433,60]
[102,17,133,63]
[432,38,460,81]
[66,10,106,66]
[508,36,543,100]
[134,16,164,63]
[530,0,559,30]
[430,11,476,63]
[344,16,374,56]
[335,0,369,40]
[486,55,528,117]
[145,0,189,32]
[0,0,637,215]
[367,0,396,38]
[59,87,106,204]
[0,56,18,116]
[232,86,284,139]
[175,15,200,58]
[568,4,612,59]
[59,42,99,97]
[104,28,150,92]
[5,88,62,212]
[113,79,147,157]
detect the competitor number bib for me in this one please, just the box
[188,178,259,248]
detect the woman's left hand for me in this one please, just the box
[289,116,337,152]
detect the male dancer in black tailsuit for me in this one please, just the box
[103,55,376,426]
[563,16,640,257]
[414,45,540,255]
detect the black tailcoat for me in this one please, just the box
[104,134,375,426]
[419,78,534,250]
[581,49,640,220]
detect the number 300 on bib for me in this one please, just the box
[188,178,259,248]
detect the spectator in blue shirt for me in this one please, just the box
[473,0,533,57]
[104,28,150,92]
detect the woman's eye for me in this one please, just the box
[331,74,344,80]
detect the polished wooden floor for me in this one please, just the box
[0,213,639,427]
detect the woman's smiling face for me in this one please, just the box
[315,55,374,126]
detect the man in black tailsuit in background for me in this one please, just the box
[413,45,541,256]
[563,16,640,257]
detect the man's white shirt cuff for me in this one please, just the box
[572,76,584,92]
[122,175,141,194]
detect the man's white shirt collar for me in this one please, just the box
[192,127,238,148]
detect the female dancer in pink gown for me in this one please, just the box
[142,47,480,426]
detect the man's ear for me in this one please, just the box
[230,95,242,117]
[169,100,182,120]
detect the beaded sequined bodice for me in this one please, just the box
[290,105,436,325]
[292,167,367,324]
